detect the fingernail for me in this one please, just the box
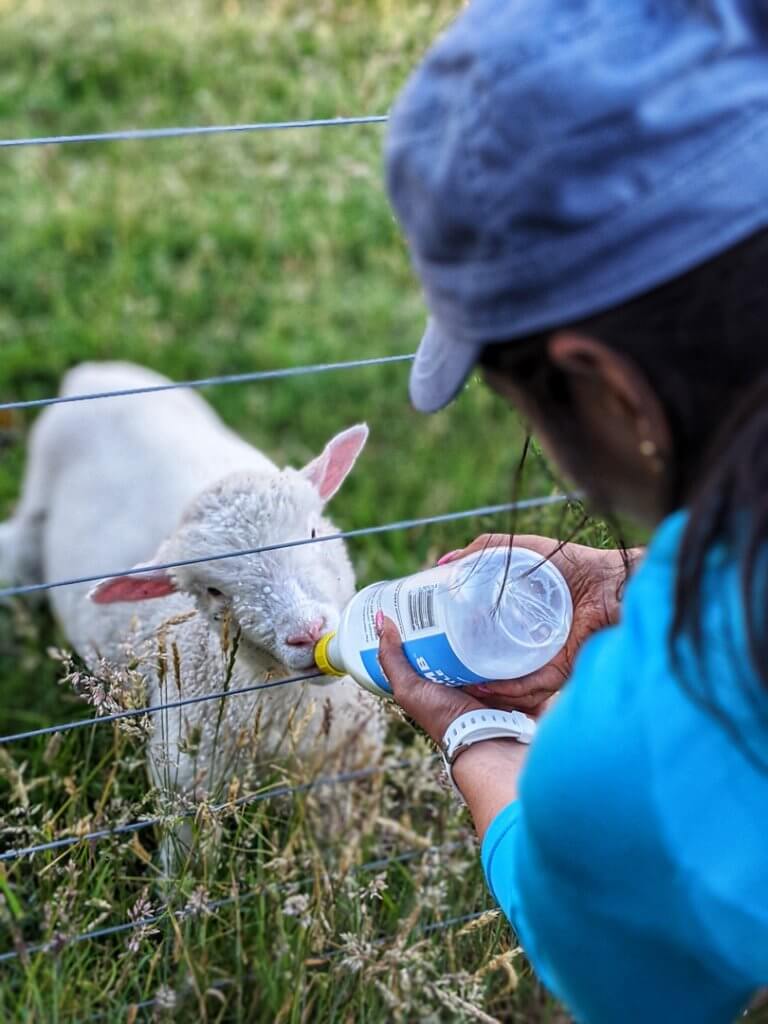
[473,685,494,694]
[437,549,464,566]
[375,611,384,637]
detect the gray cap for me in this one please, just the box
[385,0,768,412]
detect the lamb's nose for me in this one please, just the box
[285,617,327,646]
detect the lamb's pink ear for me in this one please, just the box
[301,424,369,502]
[88,570,177,604]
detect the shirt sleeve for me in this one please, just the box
[476,610,755,1024]
[481,800,522,921]
[480,799,562,997]
[481,800,520,920]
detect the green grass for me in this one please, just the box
[0,1,587,1019]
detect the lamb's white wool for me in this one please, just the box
[2,362,385,869]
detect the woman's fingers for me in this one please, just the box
[436,549,466,566]
[437,533,511,565]
[464,660,565,710]
[439,532,635,644]
[377,616,482,745]
[377,616,423,697]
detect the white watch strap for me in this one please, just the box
[440,708,537,798]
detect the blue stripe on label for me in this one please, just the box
[403,632,487,686]
[360,633,487,693]
[361,648,392,693]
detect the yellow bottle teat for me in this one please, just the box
[314,632,345,677]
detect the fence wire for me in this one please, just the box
[0,494,570,602]
[88,906,497,1021]
[0,100,525,1008]
[0,353,414,413]
[0,758,420,863]
[0,114,388,150]
[0,839,464,964]
[0,493,571,749]
[0,670,323,746]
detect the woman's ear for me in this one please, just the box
[547,332,672,456]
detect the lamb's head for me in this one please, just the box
[88,424,368,672]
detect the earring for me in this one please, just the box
[638,438,664,474]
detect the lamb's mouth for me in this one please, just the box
[237,631,325,676]
[284,649,321,674]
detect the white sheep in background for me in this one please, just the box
[0,362,385,870]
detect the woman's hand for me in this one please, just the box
[377,613,485,745]
[439,533,643,713]
[378,535,644,737]
[377,613,532,836]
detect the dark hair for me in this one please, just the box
[480,228,768,749]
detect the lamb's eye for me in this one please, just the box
[207,587,223,598]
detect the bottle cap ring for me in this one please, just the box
[314,632,345,677]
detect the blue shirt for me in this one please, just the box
[481,512,768,1023]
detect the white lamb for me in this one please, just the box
[0,362,385,869]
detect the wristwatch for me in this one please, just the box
[440,708,537,797]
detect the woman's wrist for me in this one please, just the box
[451,737,529,838]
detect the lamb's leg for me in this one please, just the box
[0,520,22,585]
[147,711,221,879]
[158,821,195,879]
[150,752,197,880]
[0,409,59,588]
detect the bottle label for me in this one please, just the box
[355,582,489,693]
[340,547,573,696]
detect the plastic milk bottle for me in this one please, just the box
[314,547,572,697]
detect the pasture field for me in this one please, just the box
[0,1,597,1020]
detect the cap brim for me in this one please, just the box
[409,318,481,413]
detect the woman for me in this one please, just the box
[377,2,768,1021]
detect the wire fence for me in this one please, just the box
[89,907,498,1021]
[0,494,569,601]
[0,492,566,742]
[0,839,466,964]
[0,105,539,986]
[0,114,388,150]
[0,670,323,745]
[0,353,413,413]
[0,759,420,863]
[0,383,565,965]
